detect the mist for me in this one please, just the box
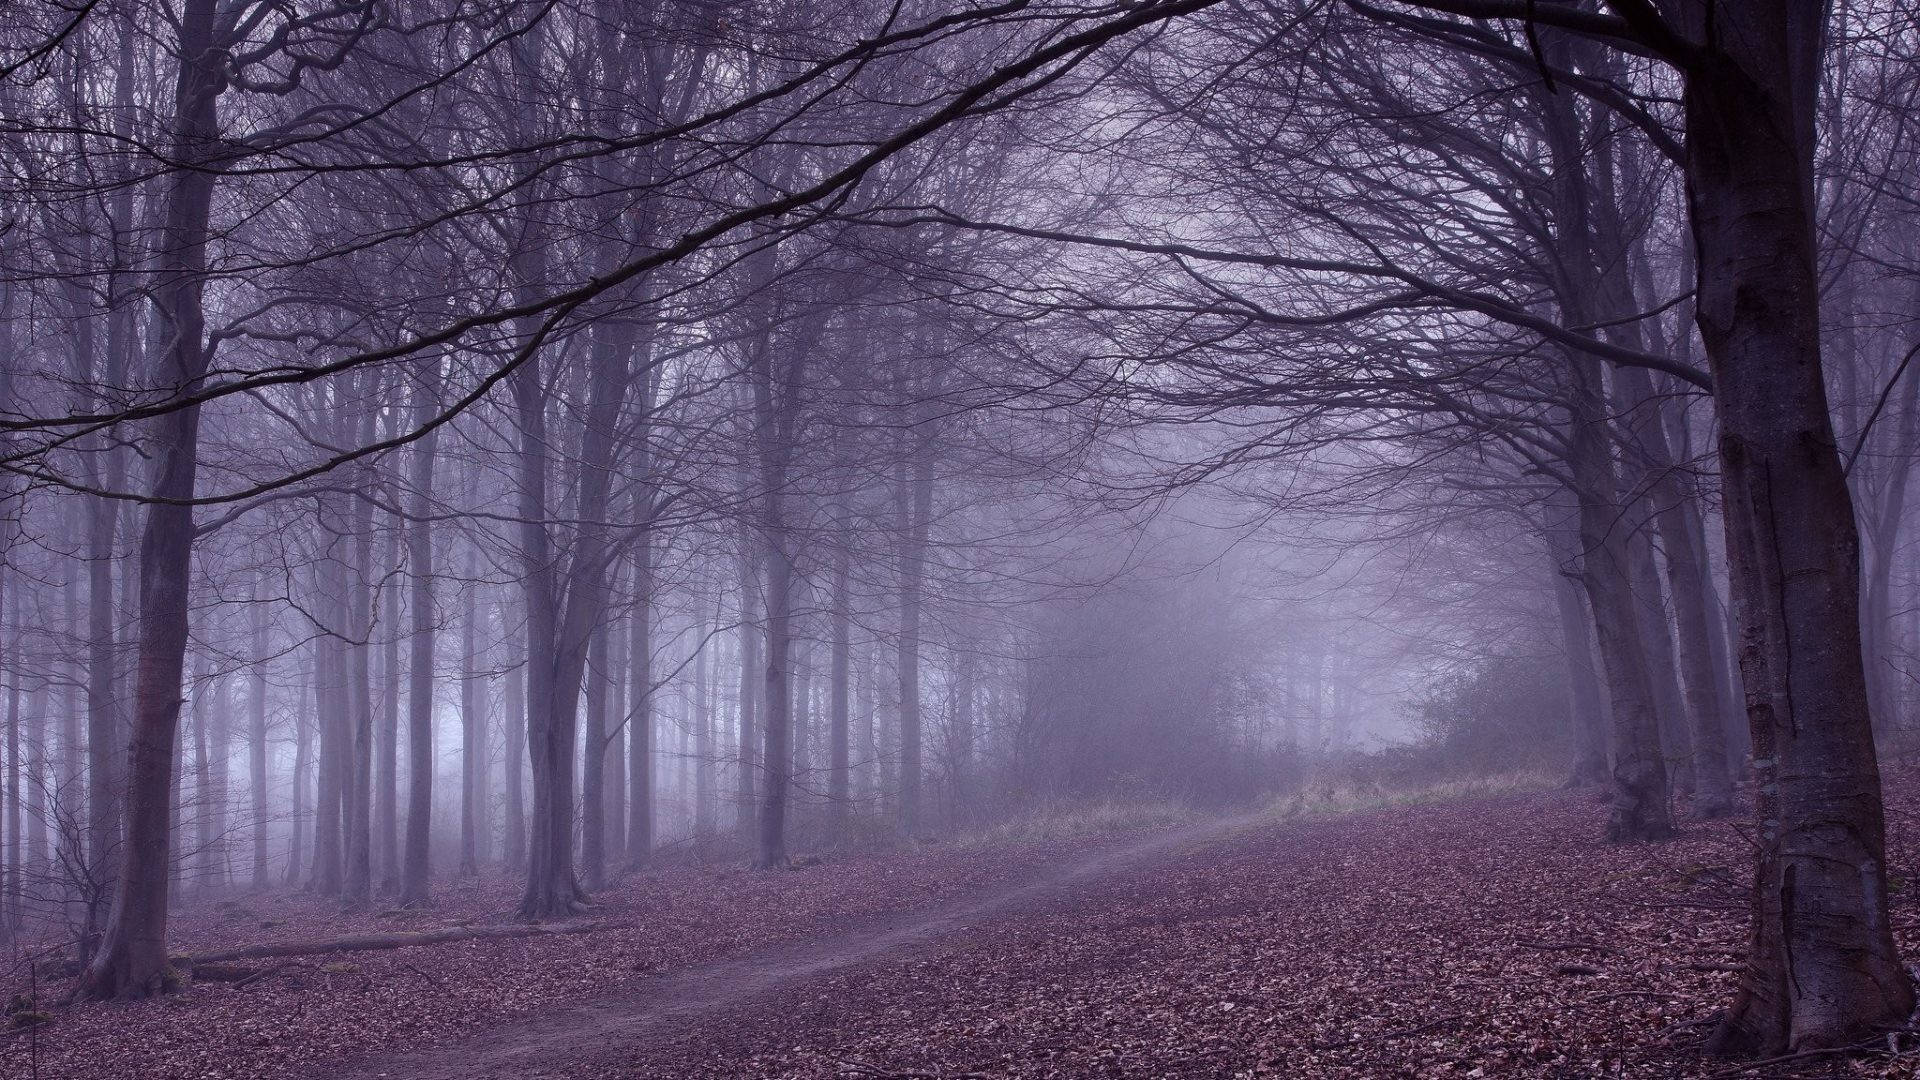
[0,1,1914,1076]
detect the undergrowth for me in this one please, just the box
[1264,767,1559,821]
[952,799,1200,849]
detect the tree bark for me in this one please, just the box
[249,591,270,890]
[309,525,348,896]
[1674,0,1916,1050]
[581,615,611,888]
[377,504,403,892]
[459,569,483,879]
[1545,514,1609,787]
[894,446,934,837]
[734,556,759,838]
[829,539,852,841]
[693,615,715,839]
[1535,64,1673,841]
[344,416,378,909]
[503,600,527,872]
[79,0,226,997]
[399,363,440,907]
[626,538,653,867]
[603,607,626,866]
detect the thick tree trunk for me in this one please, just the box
[1678,0,1916,1050]
[79,0,224,997]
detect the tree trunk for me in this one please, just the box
[1571,457,1675,842]
[1678,0,1916,1050]
[626,538,653,867]
[503,603,527,872]
[1601,224,1735,814]
[287,680,309,887]
[310,522,350,895]
[734,557,759,838]
[459,571,483,879]
[603,607,626,867]
[856,643,876,803]
[399,364,440,907]
[1545,518,1608,787]
[4,675,17,935]
[894,451,934,837]
[344,440,377,908]
[756,536,795,869]
[80,0,225,996]
[829,539,852,841]
[377,508,402,892]
[191,666,213,887]
[694,616,715,839]
[581,616,610,889]
[1624,529,1696,798]
[1536,65,1672,842]
[249,592,270,890]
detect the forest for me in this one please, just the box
[0,0,1916,1076]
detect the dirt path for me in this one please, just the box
[46,788,1920,1078]
[324,814,1263,1080]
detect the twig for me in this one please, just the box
[398,960,449,995]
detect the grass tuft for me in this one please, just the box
[953,798,1200,848]
[1264,768,1558,821]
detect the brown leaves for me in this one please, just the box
[14,777,1920,1079]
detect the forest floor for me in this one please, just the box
[8,775,1920,1080]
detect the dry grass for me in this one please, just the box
[950,768,1561,851]
[952,798,1201,848]
[1264,767,1560,821]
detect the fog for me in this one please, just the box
[0,0,1914,1074]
